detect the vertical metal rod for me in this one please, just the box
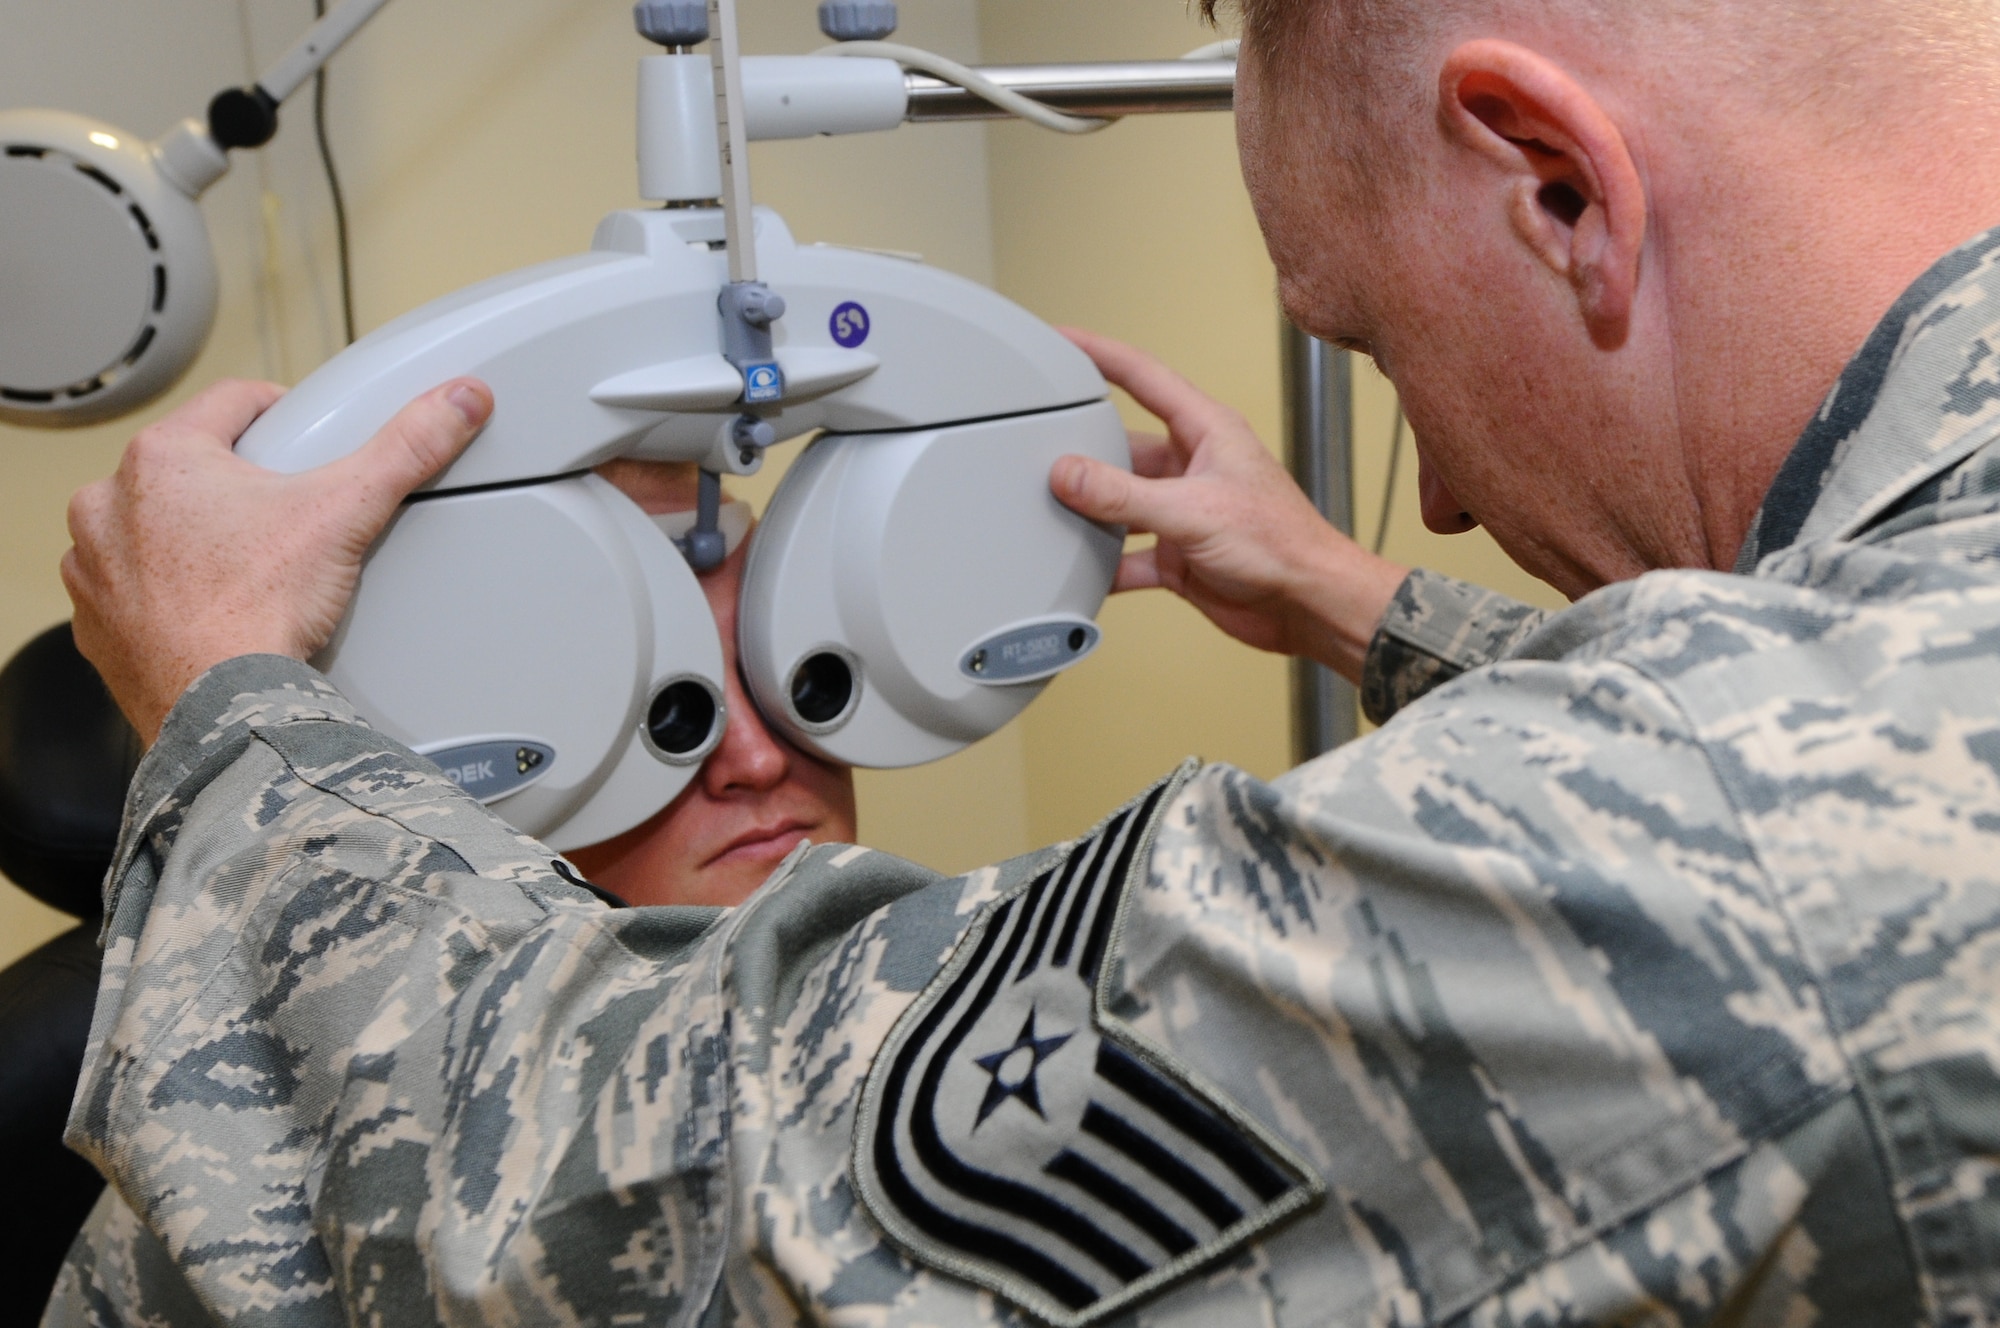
[1282,317,1359,763]
[707,0,757,282]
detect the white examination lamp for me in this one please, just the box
[0,0,391,428]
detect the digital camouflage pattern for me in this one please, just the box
[45,226,2000,1325]
[1358,568,1550,727]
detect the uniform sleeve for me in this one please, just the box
[1105,648,1885,1326]
[56,656,679,1320]
[1360,567,1552,723]
[46,665,695,1328]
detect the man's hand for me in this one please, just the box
[62,377,495,745]
[1051,329,1409,683]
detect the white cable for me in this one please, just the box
[815,41,1113,134]
[1180,38,1239,61]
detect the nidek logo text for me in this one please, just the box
[425,739,554,804]
[443,759,497,786]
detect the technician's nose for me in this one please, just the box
[704,667,789,795]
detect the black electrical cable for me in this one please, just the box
[1371,406,1404,555]
[312,0,357,345]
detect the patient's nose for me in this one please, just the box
[703,667,788,795]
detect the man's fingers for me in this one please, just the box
[328,379,494,518]
[161,379,288,452]
[1059,327,1229,447]
[65,480,106,544]
[1112,545,1162,594]
[1054,454,1220,549]
[58,546,87,601]
[1127,432,1183,480]
[1052,454,1158,530]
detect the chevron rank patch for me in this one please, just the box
[853,767,1323,1326]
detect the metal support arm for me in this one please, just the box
[902,60,1234,121]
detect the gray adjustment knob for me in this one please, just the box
[742,287,785,326]
[635,0,709,47]
[818,0,897,41]
[732,415,777,451]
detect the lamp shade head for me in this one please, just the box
[0,109,218,427]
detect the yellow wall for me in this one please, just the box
[0,0,1562,970]
[979,0,1564,846]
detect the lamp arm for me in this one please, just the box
[204,0,395,152]
[256,0,395,102]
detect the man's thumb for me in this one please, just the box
[335,379,494,513]
[1051,454,1145,528]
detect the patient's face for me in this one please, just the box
[567,462,859,908]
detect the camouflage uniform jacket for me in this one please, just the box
[48,228,2000,1327]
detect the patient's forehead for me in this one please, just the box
[595,458,703,515]
[593,458,754,577]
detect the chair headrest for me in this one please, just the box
[0,623,139,919]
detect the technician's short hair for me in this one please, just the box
[1202,0,2000,156]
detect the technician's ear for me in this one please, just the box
[1439,40,1645,347]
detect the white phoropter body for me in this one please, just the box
[13,0,1144,850]
[234,204,1129,849]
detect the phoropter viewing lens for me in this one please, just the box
[790,651,854,727]
[647,680,718,756]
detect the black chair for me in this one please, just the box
[0,623,139,1319]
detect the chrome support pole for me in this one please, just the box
[902,61,1235,121]
[1282,319,1359,762]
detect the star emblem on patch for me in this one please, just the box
[974,1008,1073,1126]
[854,767,1323,1328]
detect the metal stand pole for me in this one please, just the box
[900,60,1236,120]
[1282,318,1359,763]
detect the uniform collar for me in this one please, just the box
[1736,226,2000,571]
